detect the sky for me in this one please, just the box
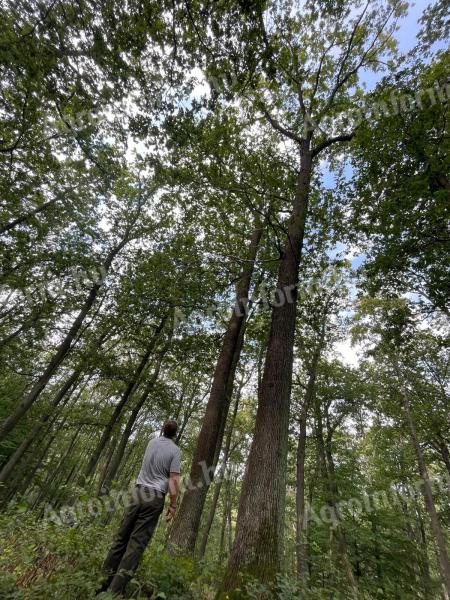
[325,0,436,366]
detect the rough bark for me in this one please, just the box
[168,218,263,554]
[0,238,129,442]
[222,141,312,591]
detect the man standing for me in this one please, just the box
[100,419,181,597]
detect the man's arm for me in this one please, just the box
[166,472,180,521]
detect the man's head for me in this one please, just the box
[162,419,178,439]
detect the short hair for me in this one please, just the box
[162,419,178,439]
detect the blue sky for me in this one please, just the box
[321,1,440,270]
[361,1,438,90]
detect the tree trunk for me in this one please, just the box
[168,217,263,554]
[402,393,450,595]
[314,396,358,595]
[222,141,312,591]
[96,424,122,495]
[0,369,81,483]
[198,389,241,559]
[10,376,92,501]
[325,428,358,594]
[0,238,129,442]
[437,438,450,479]
[80,314,168,484]
[296,323,325,580]
[100,339,170,494]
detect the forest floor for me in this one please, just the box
[0,508,218,600]
[0,505,406,599]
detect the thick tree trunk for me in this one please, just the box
[80,314,167,484]
[402,393,450,595]
[222,142,312,591]
[198,389,241,559]
[168,218,263,554]
[0,238,129,442]
[0,369,80,483]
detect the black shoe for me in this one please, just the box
[95,575,113,595]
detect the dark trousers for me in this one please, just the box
[103,485,165,596]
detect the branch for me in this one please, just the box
[261,106,302,144]
[311,132,354,158]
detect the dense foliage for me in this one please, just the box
[0,0,448,598]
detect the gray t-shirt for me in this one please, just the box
[136,436,181,494]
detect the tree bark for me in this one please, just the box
[313,395,358,595]
[222,141,312,591]
[0,237,129,442]
[168,217,263,554]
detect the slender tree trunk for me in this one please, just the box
[0,369,80,483]
[325,430,358,595]
[80,314,168,484]
[402,393,450,595]
[96,425,122,495]
[11,377,92,500]
[437,438,450,479]
[222,141,312,591]
[296,401,309,579]
[168,218,263,553]
[218,482,229,566]
[415,495,432,597]
[296,324,325,580]
[227,478,233,554]
[370,514,383,588]
[100,341,170,494]
[198,389,241,559]
[313,397,358,595]
[18,430,58,501]
[0,238,129,442]
[36,424,83,512]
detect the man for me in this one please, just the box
[99,419,181,597]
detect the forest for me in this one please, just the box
[0,0,449,598]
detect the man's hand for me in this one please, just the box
[165,504,176,522]
[166,472,180,522]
